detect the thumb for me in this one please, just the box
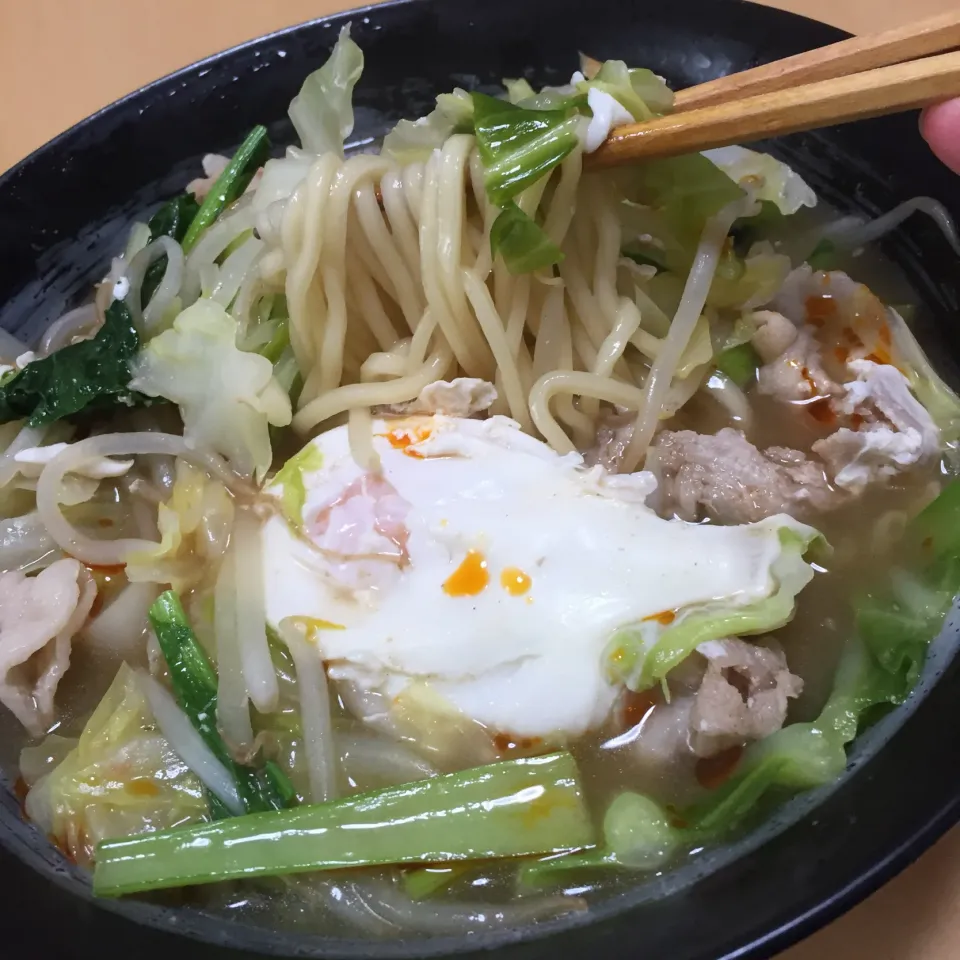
[920,99,960,174]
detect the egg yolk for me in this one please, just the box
[442,550,489,596]
[500,567,532,596]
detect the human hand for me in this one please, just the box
[921,99,960,174]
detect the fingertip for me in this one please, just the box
[920,99,960,174]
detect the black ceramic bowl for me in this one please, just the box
[2,0,959,957]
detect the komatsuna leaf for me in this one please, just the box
[0,300,148,426]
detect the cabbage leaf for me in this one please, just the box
[381,90,475,165]
[23,663,207,866]
[471,92,583,207]
[887,307,960,442]
[270,442,325,526]
[288,25,364,158]
[707,243,792,311]
[129,298,292,480]
[125,459,233,591]
[579,60,674,120]
[605,525,821,692]
[618,154,744,254]
[490,202,564,274]
[703,145,817,216]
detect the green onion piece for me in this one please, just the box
[490,202,564,274]
[93,751,594,896]
[181,125,271,252]
[715,342,760,388]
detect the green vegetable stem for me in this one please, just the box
[148,590,295,817]
[181,125,271,252]
[93,751,594,896]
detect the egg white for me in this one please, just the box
[262,415,806,741]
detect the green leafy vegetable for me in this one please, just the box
[182,125,271,252]
[148,194,201,244]
[582,60,674,120]
[471,92,582,207]
[21,664,208,867]
[707,244,792,311]
[716,341,761,387]
[619,154,744,254]
[0,300,147,426]
[92,751,594,896]
[606,525,821,692]
[521,791,678,887]
[731,199,785,254]
[148,591,296,817]
[490,202,564,274]
[270,442,325,526]
[139,194,200,307]
[622,243,669,271]
[886,307,960,442]
[381,89,475,164]
[503,77,537,104]
[703,146,816,216]
[288,24,364,158]
[129,298,292,480]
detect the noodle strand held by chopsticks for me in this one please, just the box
[253,131,744,467]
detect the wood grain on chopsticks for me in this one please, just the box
[588,38,960,169]
[673,10,960,111]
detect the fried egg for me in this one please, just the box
[262,415,805,741]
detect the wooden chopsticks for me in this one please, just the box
[587,12,960,169]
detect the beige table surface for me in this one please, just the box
[2,1,959,957]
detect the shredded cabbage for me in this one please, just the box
[288,25,364,158]
[381,90,475,165]
[23,663,207,865]
[126,458,234,591]
[703,145,817,215]
[886,307,960,443]
[129,299,291,480]
[707,241,792,311]
[578,60,674,121]
[270,442,325,526]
